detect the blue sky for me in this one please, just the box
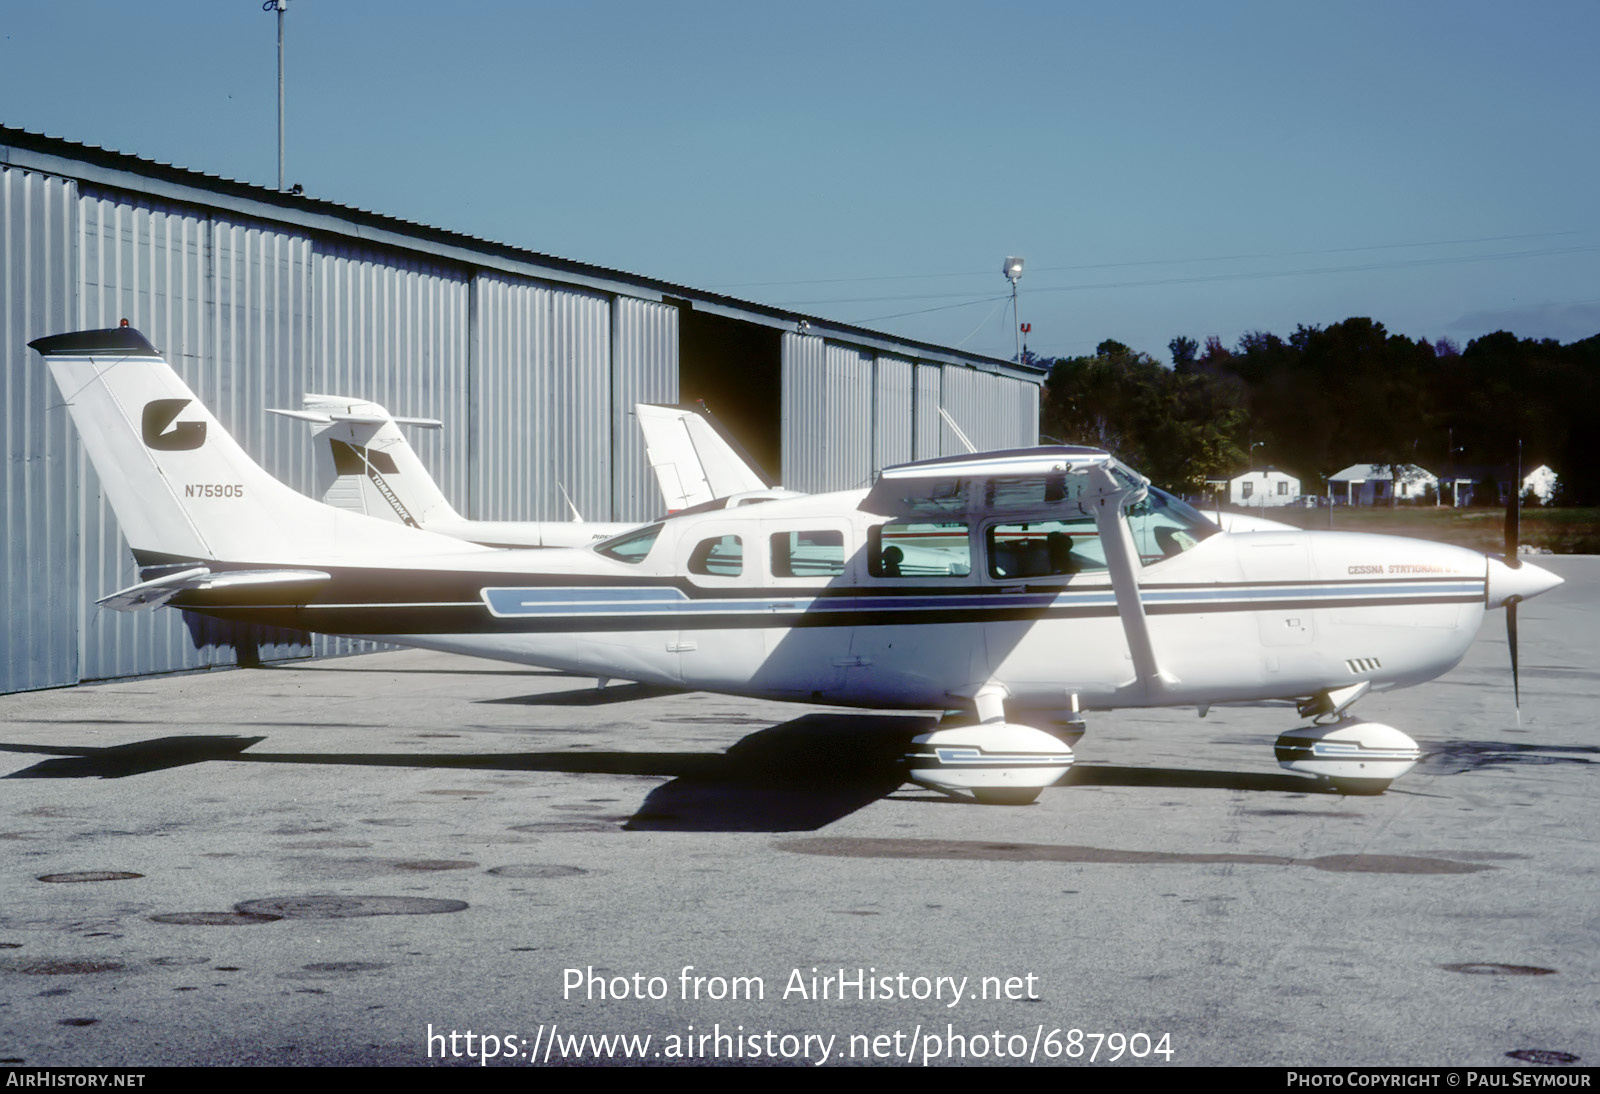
[4,1,1597,363]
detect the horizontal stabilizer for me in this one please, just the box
[98,567,331,612]
[267,406,443,429]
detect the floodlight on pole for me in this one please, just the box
[1003,256,1024,361]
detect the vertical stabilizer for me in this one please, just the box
[287,395,462,528]
[637,403,771,510]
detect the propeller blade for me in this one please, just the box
[1504,438,1523,568]
[1503,491,1520,566]
[1506,597,1521,719]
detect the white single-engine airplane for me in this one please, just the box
[30,327,1563,804]
[264,396,787,549]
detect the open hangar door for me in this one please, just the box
[672,301,785,485]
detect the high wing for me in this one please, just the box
[859,446,1140,518]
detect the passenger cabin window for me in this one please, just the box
[870,522,971,578]
[595,523,662,564]
[688,534,742,577]
[770,530,845,579]
[987,519,1102,579]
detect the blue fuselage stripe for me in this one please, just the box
[481,581,1484,619]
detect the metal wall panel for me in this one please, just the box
[472,274,551,521]
[782,333,875,493]
[873,353,914,473]
[470,275,615,522]
[936,366,1039,454]
[913,363,943,460]
[612,296,679,521]
[823,343,874,490]
[549,286,612,522]
[936,365,978,455]
[780,332,827,492]
[1008,375,1040,449]
[1,168,79,692]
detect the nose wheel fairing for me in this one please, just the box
[1274,718,1421,794]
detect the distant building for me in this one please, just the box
[1327,463,1438,505]
[1443,464,1560,507]
[1524,464,1560,503]
[1227,468,1302,507]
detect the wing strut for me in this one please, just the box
[1086,465,1177,698]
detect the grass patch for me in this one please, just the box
[1220,506,1600,554]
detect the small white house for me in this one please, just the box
[1228,468,1301,507]
[1327,463,1438,505]
[1523,464,1560,504]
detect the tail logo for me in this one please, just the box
[329,439,419,528]
[142,399,207,451]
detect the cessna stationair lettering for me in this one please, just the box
[28,327,1562,804]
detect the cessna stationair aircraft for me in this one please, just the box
[29,326,1562,804]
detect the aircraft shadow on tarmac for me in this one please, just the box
[8,725,1587,831]
[478,683,689,706]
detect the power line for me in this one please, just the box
[776,242,1600,309]
[713,229,1591,292]
[1018,243,1600,297]
[851,293,1013,324]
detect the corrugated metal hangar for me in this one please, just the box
[1,127,1042,694]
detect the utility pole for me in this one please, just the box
[265,1,287,191]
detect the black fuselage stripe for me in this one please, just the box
[187,593,1481,636]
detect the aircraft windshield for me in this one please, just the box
[1125,490,1218,563]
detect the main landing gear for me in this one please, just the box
[905,686,1076,805]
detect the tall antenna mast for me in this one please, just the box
[265,1,288,191]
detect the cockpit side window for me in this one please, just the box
[987,518,1104,579]
[595,523,662,564]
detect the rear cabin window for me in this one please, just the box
[869,522,971,578]
[770,530,845,579]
